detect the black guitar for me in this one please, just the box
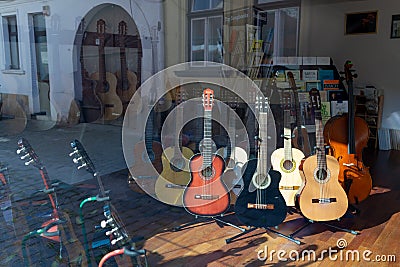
[235,96,287,228]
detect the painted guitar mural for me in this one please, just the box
[183,89,230,217]
[271,90,305,206]
[155,87,194,206]
[298,89,348,221]
[90,19,123,121]
[235,95,287,228]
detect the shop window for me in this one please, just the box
[2,15,20,70]
[191,0,223,12]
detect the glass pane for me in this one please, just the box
[258,0,284,3]
[207,17,223,63]
[279,7,299,56]
[211,0,223,9]
[260,11,275,61]
[7,16,20,69]
[191,19,205,61]
[192,0,209,11]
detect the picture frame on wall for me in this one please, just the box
[345,11,378,35]
[390,14,400,38]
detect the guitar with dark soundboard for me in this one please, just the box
[235,96,287,228]
[183,88,230,217]
[115,20,142,114]
[17,138,88,266]
[155,87,194,206]
[271,90,305,206]
[70,139,142,265]
[288,71,312,156]
[297,89,348,221]
[90,19,123,121]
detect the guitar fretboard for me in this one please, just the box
[315,110,327,171]
[203,109,212,168]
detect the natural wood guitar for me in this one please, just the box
[271,90,305,206]
[90,19,123,121]
[155,88,194,206]
[0,94,27,136]
[298,89,348,221]
[115,20,142,114]
[183,89,230,217]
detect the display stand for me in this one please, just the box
[289,217,359,238]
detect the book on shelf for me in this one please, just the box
[321,101,331,126]
[302,70,318,81]
[285,70,301,80]
[275,69,286,81]
[327,90,346,102]
[306,80,321,91]
[323,80,340,90]
[318,69,334,81]
[331,100,348,116]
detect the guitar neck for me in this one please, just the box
[145,110,155,152]
[347,79,356,153]
[39,166,59,217]
[203,109,213,167]
[174,104,184,156]
[315,109,327,171]
[257,112,269,170]
[283,109,293,160]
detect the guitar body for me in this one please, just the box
[115,69,142,113]
[292,126,312,156]
[216,146,247,204]
[183,154,230,217]
[155,146,194,206]
[91,72,123,121]
[131,140,163,197]
[81,69,103,123]
[324,115,372,204]
[271,147,305,206]
[0,94,27,136]
[235,159,287,228]
[298,154,348,221]
[153,91,173,113]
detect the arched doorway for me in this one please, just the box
[74,4,142,123]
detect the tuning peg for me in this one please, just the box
[77,163,87,170]
[111,236,123,245]
[101,218,113,228]
[25,159,34,166]
[73,156,82,164]
[69,150,78,157]
[106,227,118,236]
[20,153,30,160]
[16,148,25,155]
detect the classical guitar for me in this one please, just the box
[216,94,247,205]
[155,88,194,206]
[323,61,372,204]
[288,71,312,156]
[271,90,305,206]
[70,140,132,253]
[90,19,123,121]
[0,93,27,136]
[130,98,163,197]
[79,18,103,123]
[17,138,88,266]
[183,88,230,217]
[115,20,142,114]
[298,89,348,221]
[235,96,287,228]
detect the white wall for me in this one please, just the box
[300,0,400,130]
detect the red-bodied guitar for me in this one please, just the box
[183,88,230,217]
[297,89,348,221]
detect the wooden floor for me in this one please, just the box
[2,148,400,266]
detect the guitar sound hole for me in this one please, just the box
[282,160,294,171]
[252,173,271,189]
[170,158,185,172]
[101,81,110,93]
[201,166,214,179]
[314,168,329,183]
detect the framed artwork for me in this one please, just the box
[345,11,377,35]
[391,14,400,38]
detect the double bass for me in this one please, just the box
[323,60,372,204]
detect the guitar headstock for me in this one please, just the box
[202,88,214,111]
[118,20,127,36]
[309,88,322,119]
[281,90,292,111]
[17,138,43,169]
[286,71,298,93]
[343,60,357,83]
[255,95,269,113]
[69,139,96,175]
[175,86,188,105]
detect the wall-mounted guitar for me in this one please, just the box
[298,89,348,221]
[235,95,287,228]
[216,93,247,205]
[271,90,305,206]
[90,19,123,121]
[17,138,88,266]
[288,72,312,156]
[155,87,194,206]
[115,20,142,114]
[70,140,138,263]
[323,61,372,204]
[183,88,230,217]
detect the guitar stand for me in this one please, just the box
[289,218,359,239]
[172,213,246,234]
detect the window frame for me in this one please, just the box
[2,14,21,71]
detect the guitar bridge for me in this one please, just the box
[279,186,301,190]
[165,184,186,189]
[194,194,219,200]
[247,203,274,210]
[312,198,337,204]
